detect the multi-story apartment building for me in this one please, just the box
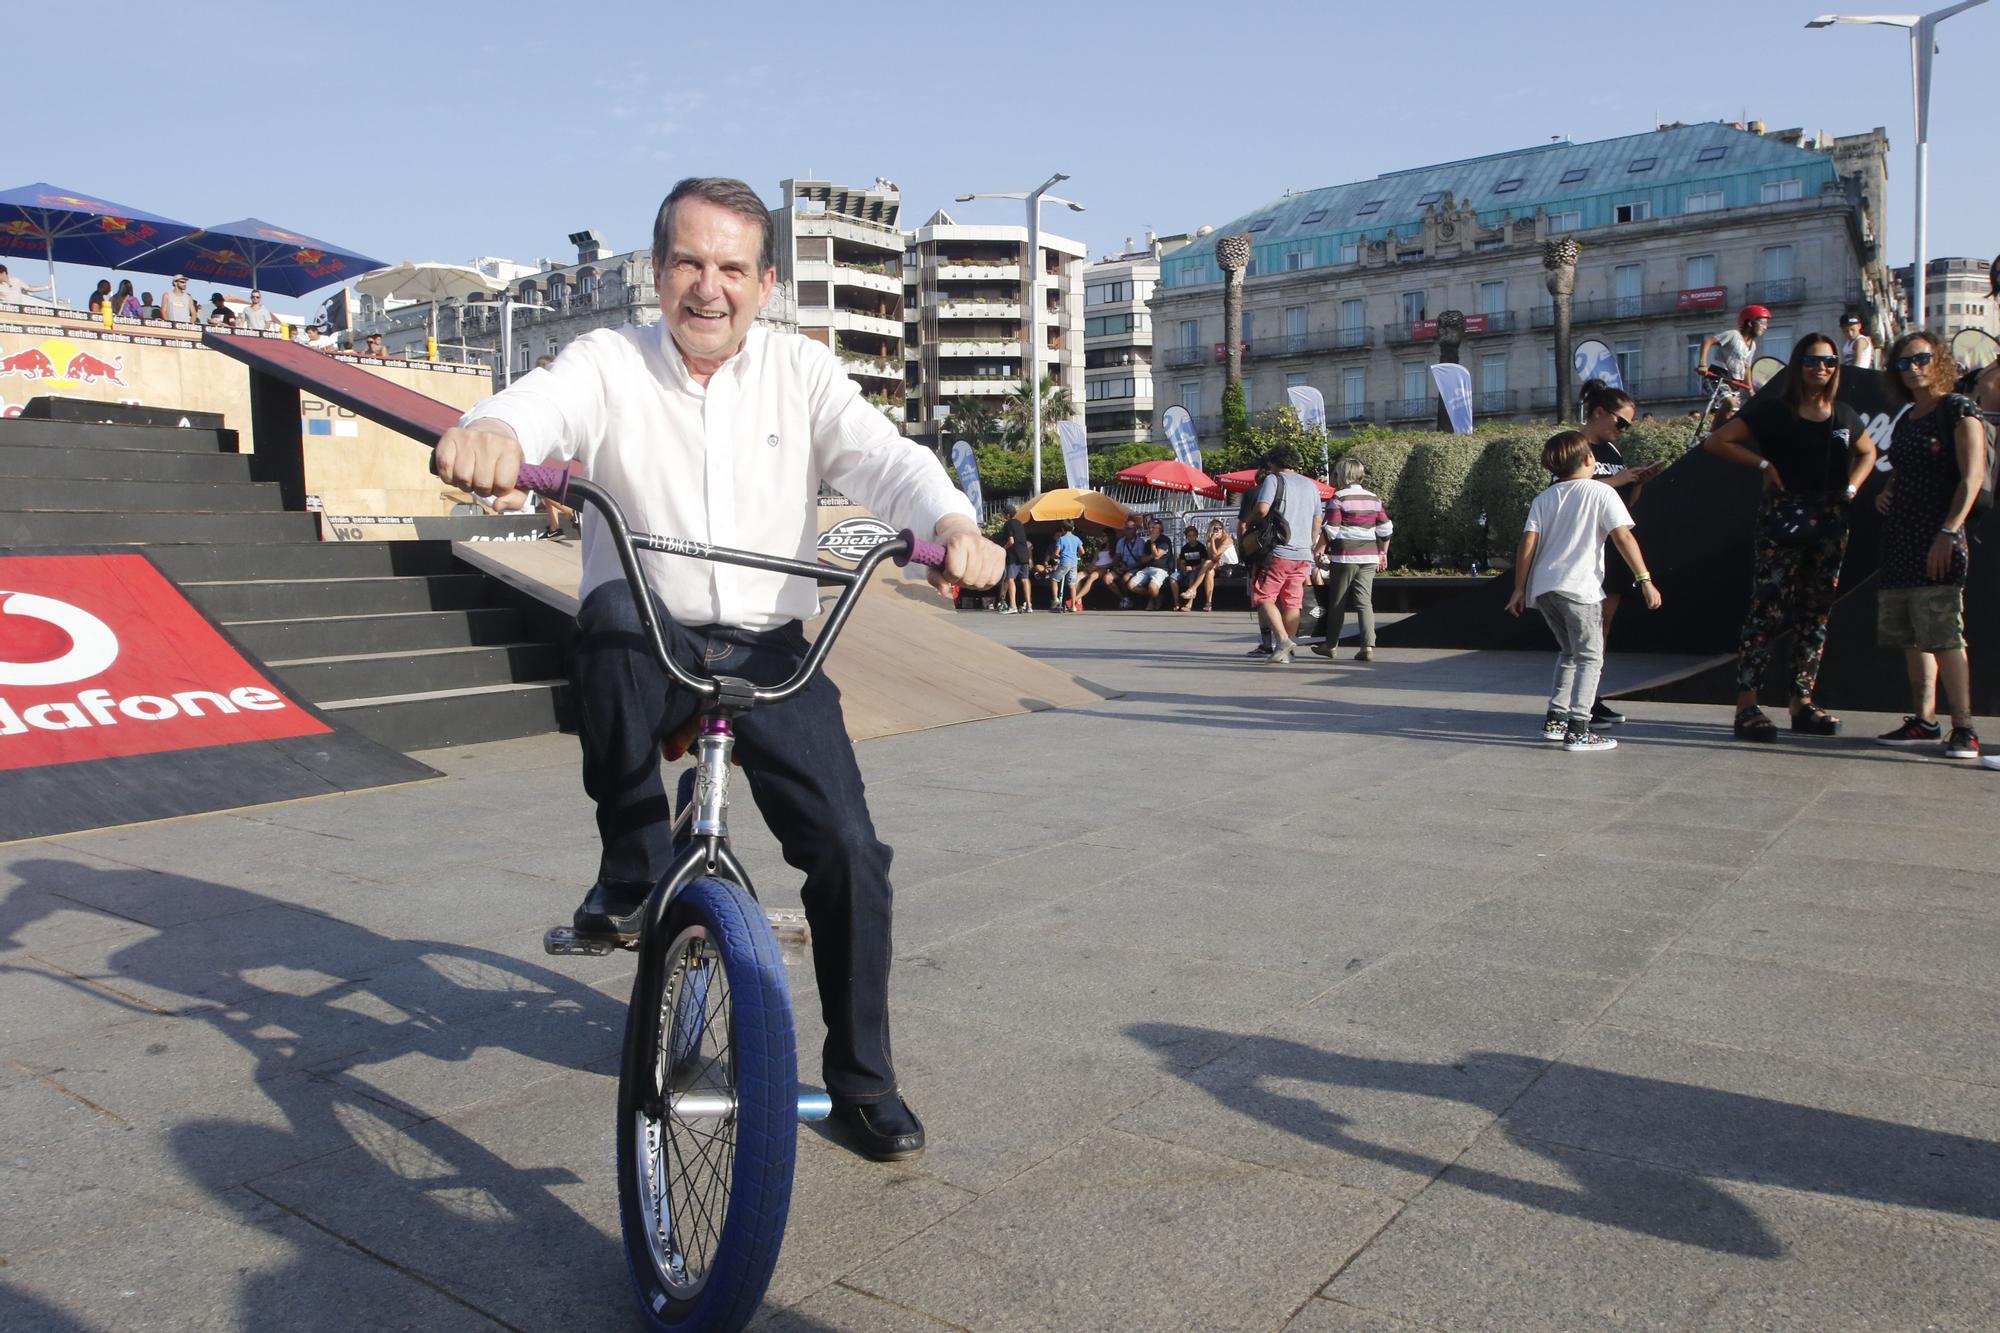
[1895,257,1999,346]
[361,227,797,385]
[773,177,905,423]
[1082,231,1190,450]
[901,209,1086,451]
[1149,121,1895,434]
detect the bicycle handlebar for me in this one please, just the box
[510,465,945,707]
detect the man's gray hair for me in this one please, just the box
[651,177,775,274]
[1334,456,1367,488]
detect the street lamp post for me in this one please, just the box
[956,174,1086,497]
[1807,2,1990,329]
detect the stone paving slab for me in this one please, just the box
[4,611,1997,1331]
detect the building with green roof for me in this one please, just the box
[1145,120,1892,433]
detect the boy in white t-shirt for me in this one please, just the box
[1505,431,1662,752]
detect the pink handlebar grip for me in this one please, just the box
[896,530,947,570]
[514,463,571,500]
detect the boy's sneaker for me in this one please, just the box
[1246,643,1274,657]
[1876,715,1942,746]
[1541,713,1569,742]
[1943,726,1981,760]
[1263,641,1296,665]
[997,605,1019,615]
[1563,729,1618,753]
[1590,700,1625,726]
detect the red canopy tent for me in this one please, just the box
[1114,458,1225,500]
[1216,469,1335,500]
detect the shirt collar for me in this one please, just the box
[658,321,766,391]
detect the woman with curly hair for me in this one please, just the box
[1703,334,1879,741]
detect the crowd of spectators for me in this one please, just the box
[0,266,350,348]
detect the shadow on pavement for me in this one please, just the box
[1,861,635,1329]
[1129,1022,2000,1259]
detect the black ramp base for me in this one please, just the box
[0,732,438,843]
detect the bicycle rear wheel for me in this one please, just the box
[617,875,797,1331]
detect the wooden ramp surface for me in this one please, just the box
[453,538,1113,743]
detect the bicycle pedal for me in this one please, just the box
[543,926,629,957]
[765,910,811,963]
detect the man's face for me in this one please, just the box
[654,198,775,366]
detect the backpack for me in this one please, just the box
[1236,477,1292,563]
[1943,395,1999,519]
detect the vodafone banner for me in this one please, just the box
[0,554,331,772]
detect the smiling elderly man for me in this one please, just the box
[435,177,1002,1161]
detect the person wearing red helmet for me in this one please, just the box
[1700,305,1771,406]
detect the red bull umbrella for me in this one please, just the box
[117,217,387,297]
[0,182,200,296]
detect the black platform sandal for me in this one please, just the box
[1790,703,1841,736]
[1734,706,1779,743]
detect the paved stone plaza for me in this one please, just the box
[4,611,1998,1331]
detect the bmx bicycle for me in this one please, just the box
[513,462,946,1331]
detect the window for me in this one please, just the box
[1180,382,1201,418]
[1696,146,1728,163]
[1086,377,1136,401]
[1302,208,1328,225]
[1478,280,1506,317]
[1284,306,1307,350]
[1760,178,1804,203]
[1686,335,1708,389]
[1559,167,1589,184]
[1480,354,1507,394]
[1341,366,1366,412]
[1401,291,1427,325]
[1549,210,1581,233]
[1684,189,1724,214]
[1761,244,1795,284]
[1614,201,1652,224]
[1400,362,1428,400]
[1629,157,1656,173]
[1614,338,1644,385]
[1179,318,1199,350]
[1241,311,1254,343]
[1417,190,1447,207]
[1339,241,1361,264]
[1685,254,1717,289]
[1764,324,1795,363]
[1085,313,1147,337]
[546,336,559,357]
[1356,199,1385,216]
[1614,263,1642,317]
[1494,178,1523,194]
[1284,371,1310,390]
[1085,280,1131,305]
[1286,248,1313,271]
[1339,298,1365,331]
[1246,217,1274,233]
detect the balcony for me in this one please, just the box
[1532,288,1739,328]
[937,300,1020,319]
[936,262,1021,282]
[1249,327,1375,359]
[1162,345,1206,368]
[1530,386,1560,409]
[1625,375,1709,403]
[1473,389,1518,415]
[1746,277,1807,307]
[839,354,902,382]
[820,308,901,339]
[832,264,901,296]
[937,338,1022,358]
[938,378,1017,396]
[1384,396,1434,421]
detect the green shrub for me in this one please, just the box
[1221,381,1249,451]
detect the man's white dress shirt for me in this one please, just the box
[460,321,974,631]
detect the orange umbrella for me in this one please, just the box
[1012,488,1131,532]
[1115,458,1224,499]
[1216,469,1335,500]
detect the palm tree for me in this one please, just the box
[941,397,1001,449]
[997,373,1077,452]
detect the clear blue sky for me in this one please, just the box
[7,0,1995,311]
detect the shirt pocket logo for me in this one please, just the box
[766,433,780,449]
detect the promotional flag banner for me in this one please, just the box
[1574,339,1620,391]
[1285,385,1326,433]
[1056,420,1090,492]
[1160,404,1201,471]
[1429,363,1475,435]
[949,439,983,514]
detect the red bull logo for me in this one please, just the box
[294,249,346,278]
[258,227,310,244]
[0,339,125,388]
[93,216,160,249]
[36,193,108,210]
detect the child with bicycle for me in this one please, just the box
[1049,520,1083,612]
[1506,430,1662,753]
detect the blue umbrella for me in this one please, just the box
[0,181,200,296]
[117,217,387,298]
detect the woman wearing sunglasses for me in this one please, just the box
[1569,379,1666,726]
[1703,335,1878,741]
[1871,331,1987,759]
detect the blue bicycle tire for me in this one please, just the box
[617,875,798,1331]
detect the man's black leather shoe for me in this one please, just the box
[829,1095,926,1162]
[573,879,652,939]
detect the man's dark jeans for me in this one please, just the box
[572,581,899,1104]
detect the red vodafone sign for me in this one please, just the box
[0,554,331,772]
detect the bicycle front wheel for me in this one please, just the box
[617,875,798,1331]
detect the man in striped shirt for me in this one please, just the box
[1311,456,1394,661]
